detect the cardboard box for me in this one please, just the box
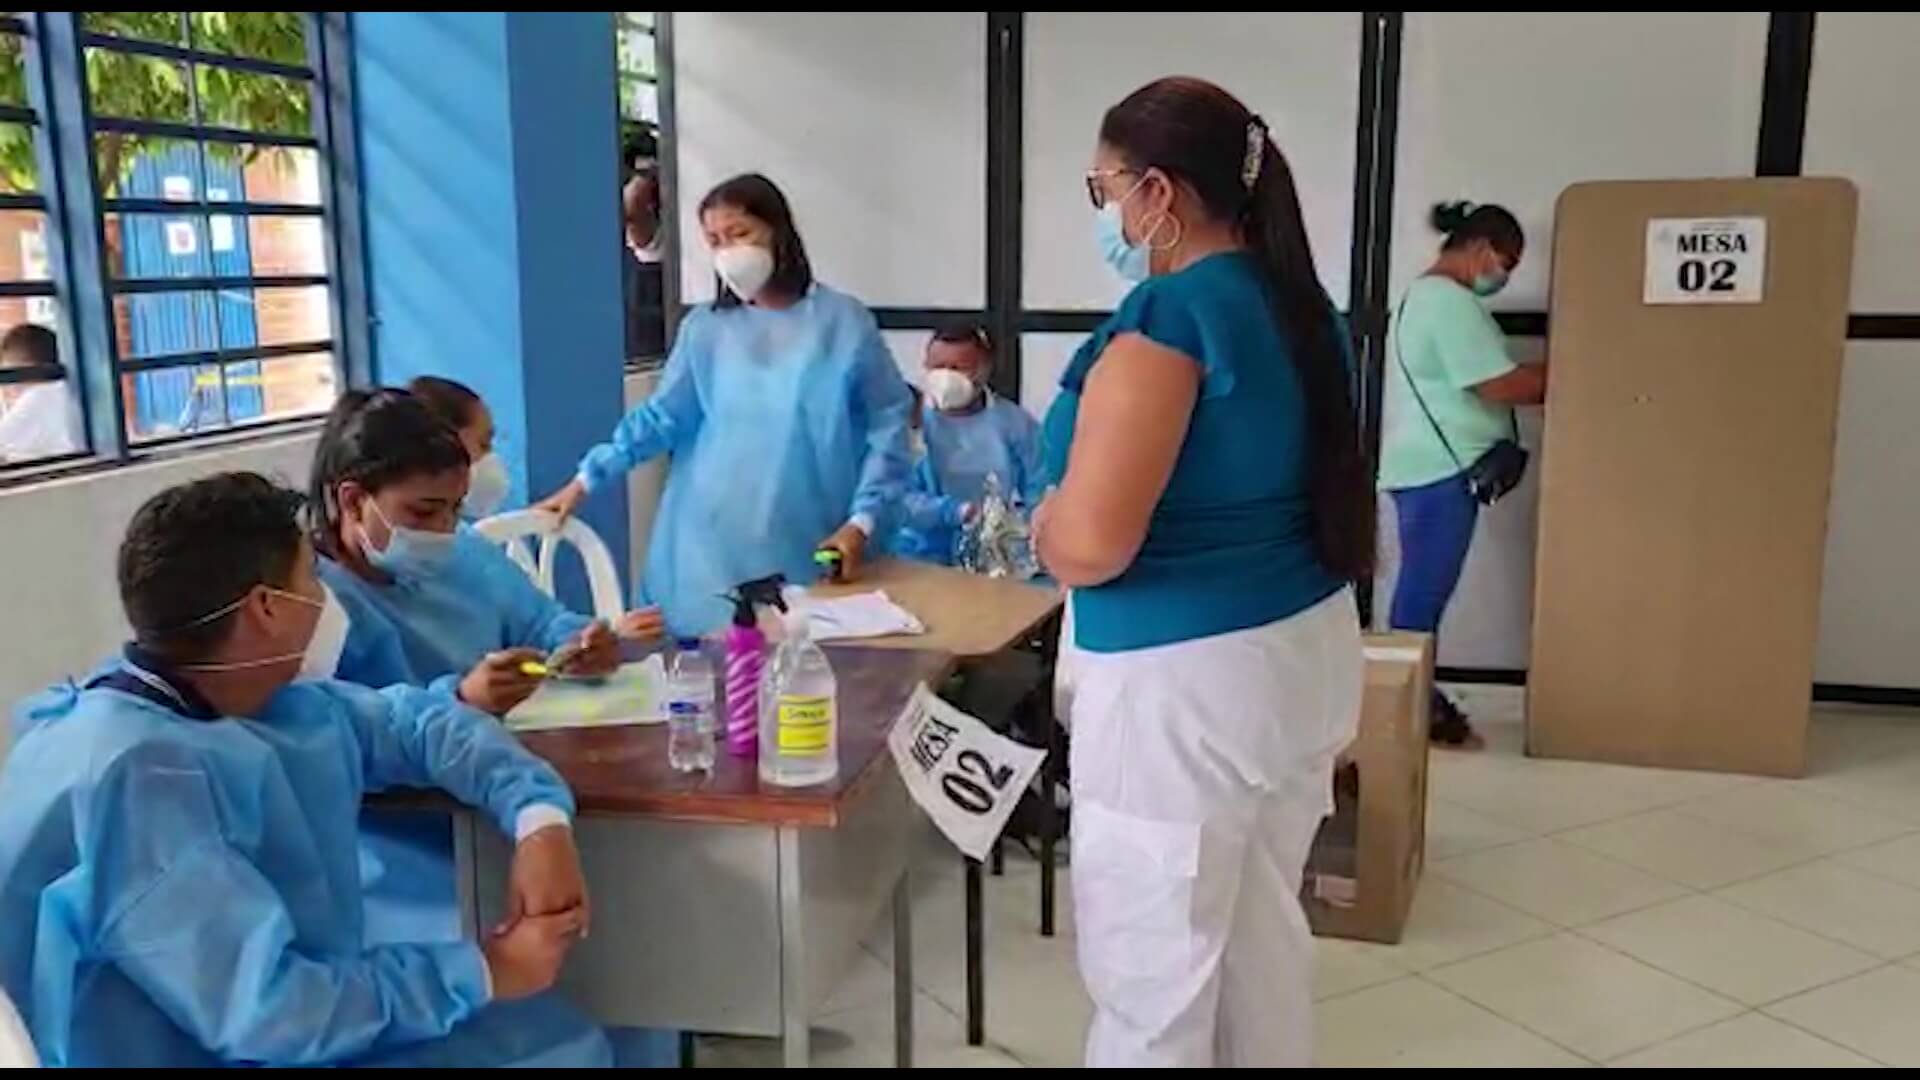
[1303,632,1433,944]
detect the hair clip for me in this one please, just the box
[1241,116,1268,190]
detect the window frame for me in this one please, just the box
[0,10,365,482]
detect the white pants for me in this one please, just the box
[1067,590,1362,1068]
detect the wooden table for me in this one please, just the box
[810,559,1062,658]
[815,559,1065,1047]
[454,646,951,1068]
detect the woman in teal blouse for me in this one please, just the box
[1033,77,1371,1068]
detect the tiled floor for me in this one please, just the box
[698,687,1920,1067]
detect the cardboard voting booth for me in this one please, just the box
[1528,178,1857,777]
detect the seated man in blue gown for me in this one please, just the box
[0,472,610,1068]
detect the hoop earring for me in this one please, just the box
[1142,211,1183,252]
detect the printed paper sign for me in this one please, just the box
[1644,217,1767,305]
[888,683,1046,861]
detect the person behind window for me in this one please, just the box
[891,323,1042,566]
[0,324,83,464]
[622,166,668,360]
[536,173,913,637]
[0,471,608,1067]
[1032,77,1371,1067]
[1378,201,1547,748]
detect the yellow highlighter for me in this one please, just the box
[518,660,553,679]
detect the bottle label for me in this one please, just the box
[776,694,832,756]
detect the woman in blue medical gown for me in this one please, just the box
[535,173,914,636]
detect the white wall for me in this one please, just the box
[1022,12,1359,312]
[1389,12,1768,309]
[672,12,987,309]
[0,434,319,751]
[1817,342,1920,686]
[1804,13,1920,315]
[1018,332,1087,419]
[1800,14,1920,687]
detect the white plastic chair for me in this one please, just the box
[0,987,35,1068]
[471,510,625,622]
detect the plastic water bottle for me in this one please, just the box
[667,638,717,773]
[758,603,839,787]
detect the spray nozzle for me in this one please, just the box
[725,573,789,627]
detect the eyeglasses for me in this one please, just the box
[1084,168,1138,210]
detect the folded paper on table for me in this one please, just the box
[805,589,925,642]
[506,655,667,732]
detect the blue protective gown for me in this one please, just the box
[317,531,597,947]
[891,394,1043,565]
[319,529,592,695]
[0,649,609,1068]
[576,284,913,636]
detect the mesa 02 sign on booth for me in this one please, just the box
[1644,217,1767,305]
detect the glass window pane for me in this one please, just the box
[0,122,33,194]
[243,215,326,276]
[84,12,188,46]
[249,351,335,422]
[86,49,190,123]
[123,352,336,442]
[235,144,320,205]
[112,290,218,359]
[0,308,83,466]
[0,208,50,282]
[196,65,311,137]
[189,12,308,67]
[233,283,331,348]
[95,134,200,201]
[125,361,224,442]
[105,212,211,280]
[0,30,27,107]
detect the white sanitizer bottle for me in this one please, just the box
[758,603,839,787]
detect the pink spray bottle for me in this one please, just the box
[723,575,788,757]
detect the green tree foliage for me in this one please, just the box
[0,12,309,196]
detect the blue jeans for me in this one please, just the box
[1388,474,1479,635]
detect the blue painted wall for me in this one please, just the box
[352,12,628,597]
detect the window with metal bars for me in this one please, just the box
[0,11,358,476]
[0,14,82,467]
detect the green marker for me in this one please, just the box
[813,548,843,581]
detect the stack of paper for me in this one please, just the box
[506,654,667,732]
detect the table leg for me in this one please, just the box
[965,856,984,1046]
[1040,713,1064,938]
[892,870,914,1069]
[777,827,810,1068]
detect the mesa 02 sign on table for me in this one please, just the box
[888,683,1045,861]
[1644,217,1767,305]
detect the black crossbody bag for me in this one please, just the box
[1393,297,1529,505]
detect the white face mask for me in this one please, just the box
[173,584,346,680]
[298,585,350,680]
[714,244,775,301]
[924,368,980,412]
[463,452,510,519]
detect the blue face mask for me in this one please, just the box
[1471,268,1510,297]
[361,498,457,583]
[1093,180,1151,284]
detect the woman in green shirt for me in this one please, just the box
[1380,202,1547,747]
